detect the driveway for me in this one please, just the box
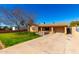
[0,33,79,54]
[0,33,77,54]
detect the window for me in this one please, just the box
[32,26,38,30]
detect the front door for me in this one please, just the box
[67,27,72,34]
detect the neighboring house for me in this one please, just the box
[72,26,79,38]
[30,23,68,35]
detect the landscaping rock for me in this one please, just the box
[0,41,5,49]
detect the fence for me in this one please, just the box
[0,29,27,33]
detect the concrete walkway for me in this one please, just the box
[0,33,66,54]
[0,33,78,54]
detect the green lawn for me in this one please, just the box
[0,32,40,48]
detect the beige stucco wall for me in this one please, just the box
[72,27,79,38]
[65,27,67,34]
[30,25,38,32]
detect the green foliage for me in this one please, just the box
[1,26,12,30]
[0,32,40,47]
[70,21,79,26]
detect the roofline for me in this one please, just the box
[31,23,68,27]
[38,24,67,27]
[39,25,67,27]
[31,24,38,26]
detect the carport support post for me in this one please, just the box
[51,27,54,33]
[41,27,42,32]
[65,27,67,34]
[41,27,44,35]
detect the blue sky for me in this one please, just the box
[0,4,79,25]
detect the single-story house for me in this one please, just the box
[30,23,68,34]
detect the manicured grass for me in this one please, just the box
[0,32,40,47]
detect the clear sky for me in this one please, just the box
[0,4,79,25]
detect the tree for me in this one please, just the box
[3,26,10,30]
[70,21,79,26]
[12,8,35,31]
[0,7,35,31]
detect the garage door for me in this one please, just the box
[53,27,65,33]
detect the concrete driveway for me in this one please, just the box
[0,33,77,54]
